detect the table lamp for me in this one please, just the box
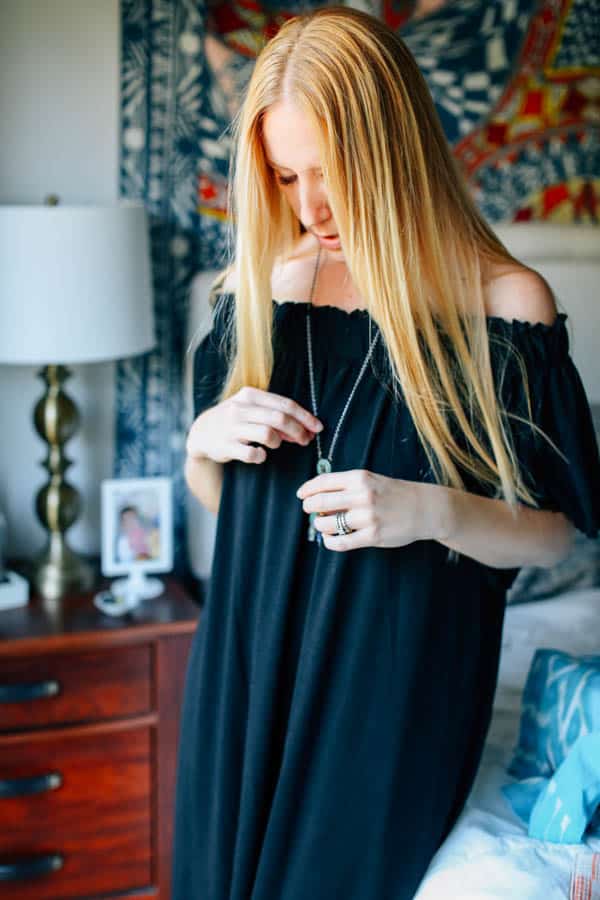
[0,200,155,606]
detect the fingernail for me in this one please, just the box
[314,421,323,431]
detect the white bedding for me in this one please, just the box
[414,587,600,900]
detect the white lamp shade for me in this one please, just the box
[0,203,155,365]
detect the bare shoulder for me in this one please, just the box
[216,232,312,297]
[484,263,558,326]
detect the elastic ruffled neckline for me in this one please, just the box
[213,293,569,360]
[271,298,568,332]
[270,299,570,357]
[215,292,568,331]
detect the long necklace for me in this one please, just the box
[305,246,381,543]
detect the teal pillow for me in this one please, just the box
[508,649,600,780]
[528,733,600,842]
[503,735,600,843]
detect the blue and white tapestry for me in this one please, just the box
[118,0,599,575]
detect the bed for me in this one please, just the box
[414,587,600,899]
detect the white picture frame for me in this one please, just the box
[100,477,173,600]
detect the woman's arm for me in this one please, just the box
[430,270,576,569]
[296,469,576,563]
[428,483,576,569]
[184,454,224,516]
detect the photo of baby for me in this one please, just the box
[114,493,161,564]
[101,477,173,594]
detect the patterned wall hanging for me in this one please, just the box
[119,0,599,575]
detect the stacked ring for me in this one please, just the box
[335,510,353,535]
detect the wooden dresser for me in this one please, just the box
[0,576,201,899]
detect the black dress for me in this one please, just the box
[172,296,600,900]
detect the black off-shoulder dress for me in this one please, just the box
[172,297,600,900]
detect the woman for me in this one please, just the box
[173,7,600,898]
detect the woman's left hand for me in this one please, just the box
[296,469,442,551]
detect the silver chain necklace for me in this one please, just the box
[305,245,381,543]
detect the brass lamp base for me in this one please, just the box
[31,365,97,608]
[31,535,95,607]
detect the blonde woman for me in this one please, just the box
[173,7,600,898]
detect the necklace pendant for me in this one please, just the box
[307,457,331,542]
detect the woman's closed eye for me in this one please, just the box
[275,171,324,187]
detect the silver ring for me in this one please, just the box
[336,510,352,535]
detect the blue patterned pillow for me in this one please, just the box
[508,649,600,779]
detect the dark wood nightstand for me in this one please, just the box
[0,575,203,900]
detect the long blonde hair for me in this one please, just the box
[206,5,563,522]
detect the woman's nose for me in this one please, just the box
[298,180,329,227]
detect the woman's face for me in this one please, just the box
[262,100,343,257]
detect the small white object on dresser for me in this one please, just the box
[0,509,29,609]
[0,570,29,610]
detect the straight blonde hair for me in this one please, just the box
[204,5,564,530]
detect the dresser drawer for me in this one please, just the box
[0,645,152,731]
[0,721,153,898]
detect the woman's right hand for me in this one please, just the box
[185,386,324,465]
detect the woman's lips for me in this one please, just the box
[316,232,341,246]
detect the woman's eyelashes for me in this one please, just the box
[274,171,324,187]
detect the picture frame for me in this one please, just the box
[100,476,173,601]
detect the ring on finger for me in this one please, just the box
[335,510,353,535]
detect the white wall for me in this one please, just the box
[0,0,120,557]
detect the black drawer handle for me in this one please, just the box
[0,772,62,799]
[0,853,64,881]
[0,680,60,704]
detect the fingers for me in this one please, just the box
[300,489,367,539]
[232,441,269,465]
[235,386,323,433]
[238,422,305,450]
[312,506,383,551]
[301,489,359,514]
[186,386,325,468]
[312,509,363,538]
[236,417,316,448]
[233,386,323,446]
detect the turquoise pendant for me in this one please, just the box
[307,457,332,543]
